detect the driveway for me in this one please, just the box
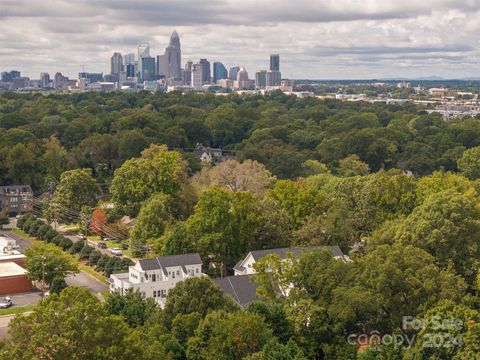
[66,272,109,299]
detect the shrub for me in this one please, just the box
[58,237,74,251]
[36,224,52,240]
[45,229,58,242]
[79,246,94,260]
[88,250,102,266]
[49,276,68,294]
[69,241,84,254]
[96,255,110,272]
[51,235,64,246]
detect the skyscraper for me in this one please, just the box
[270,54,280,71]
[156,54,168,78]
[53,72,64,90]
[255,70,267,89]
[266,70,281,87]
[191,63,203,89]
[123,53,135,66]
[165,30,182,79]
[213,62,228,83]
[126,64,135,78]
[229,66,240,81]
[40,72,50,88]
[111,52,123,81]
[199,59,210,84]
[137,43,150,81]
[141,57,156,82]
[183,60,193,85]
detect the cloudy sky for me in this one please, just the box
[2,0,480,79]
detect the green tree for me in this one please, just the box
[24,243,78,287]
[186,310,273,360]
[110,144,187,216]
[458,146,480,179]
[163,277,238,327]
[42,135,67,181]
[105,289,159,328]
[0,287,141,360]
[337,154,370,177]
[130,193,172,257]
[52,168,98,214]
[186,188,261,274]
[395,189,480,282]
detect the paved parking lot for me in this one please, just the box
[2,291,42,307]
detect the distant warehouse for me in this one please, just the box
[0,185,33,215]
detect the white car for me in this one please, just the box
[110,248,123,256]
[0,297,12,309]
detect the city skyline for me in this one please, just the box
[2,1,480,79]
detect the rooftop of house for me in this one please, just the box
[234,246,345,273]
[137,253,202,274]
[0,262,27,277]
[214,275,259,308]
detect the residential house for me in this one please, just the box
[110,253,205,307]
[214,275,260,309]
[0,185,33,215]
[233,246,348,276]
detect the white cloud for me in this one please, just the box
[1,0,480,79]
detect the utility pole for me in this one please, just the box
[41,255,46,300]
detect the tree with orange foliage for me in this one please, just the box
[90,207,108,235]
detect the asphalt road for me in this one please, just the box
[1,230,32,253]
[1,230,109,298]
[0,314,15,339]
[60,232,122,258]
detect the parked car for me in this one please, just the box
[0,297,12,309]
[97,242,107,249]
[110,248,123,256]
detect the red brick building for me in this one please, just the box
[0,262,32,295]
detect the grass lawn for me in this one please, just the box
[59,224,80,232]
[88,238,135,259]
[11,228,42,246]
[78,263,110,285]
[0,305,36,316]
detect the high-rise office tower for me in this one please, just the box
[137,43,150,81]
[213,62,228,83]
[266,70,281,87]
[40,72,50,87]
[156,54,168,78]
[111,52,123,81]
[165,30,181,79]
[229,66,240,81]
[182,60,193,85]
[141,57,156,82]
[255,70,267,89]
[53,72,64,90]
[191,63,203,89]
[123,53,135,65]
[10,70,21,79]
[199,59,210,84]
[270,54,280,71]
[126,63,135,78]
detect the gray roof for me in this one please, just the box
[250,246,344,261]
[214,275,259,308]
[234,246,344,272]
[138,253,202,272]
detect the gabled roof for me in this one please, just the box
[214,275,259,308]
[137,253,202,272]
[234,246,345,272]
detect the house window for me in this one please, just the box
[160,290,166,298]
[172,272,175,279]
[153,291,157,298]
[152,274,156,282]
[195,268,199,273]
[176,270,179,276]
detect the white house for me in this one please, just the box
[110,253,204,307]
[233,246,348,276]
